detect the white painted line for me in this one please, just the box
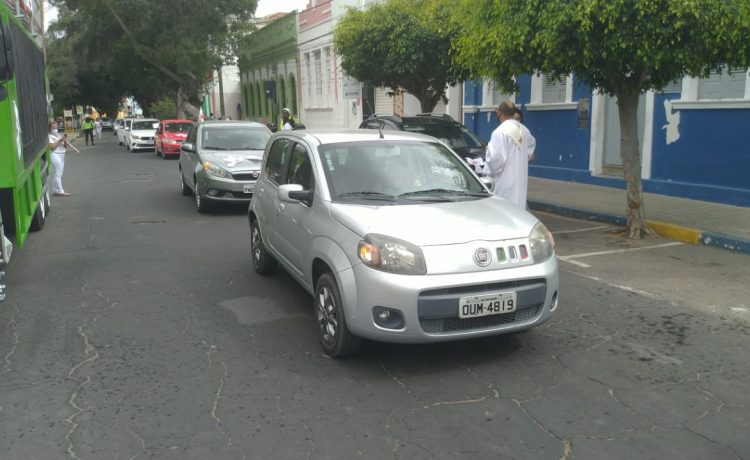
[558,257,591,268]
[562,241,683,261]
[553,225,615,235]
[570,272,660,299]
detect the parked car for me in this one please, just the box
[248,129,559,357]
[155,119,193,160]
[99,117,114,131]
[179,121,271,212]
[360,114,486,170]
[117,118,134,145]
[125,118,159,151]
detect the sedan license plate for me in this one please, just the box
[243,184,255,194]
[458,292,517,318]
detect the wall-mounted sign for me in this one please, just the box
[577,97,590,129]
[342,76,362,99]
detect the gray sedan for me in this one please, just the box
[249,130,559,357]
[179,121,271,212]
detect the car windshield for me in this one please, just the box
[319,140,487,202]
[132,121,157,130]
[201,126,270,150]
[166,122,193,133]
[401,123,484,150]
[101,117,109,122]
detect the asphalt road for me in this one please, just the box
[1,134,748,459]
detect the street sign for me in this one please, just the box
[342,76,362,99]
[63,109,73,117]
[76,105,83,115]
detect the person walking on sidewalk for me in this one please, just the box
[82,116,95,146]
[483,101,536,208]
[48,121,72,197]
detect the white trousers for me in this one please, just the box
[51,152,65,193]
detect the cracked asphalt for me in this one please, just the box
[1,135,748,459]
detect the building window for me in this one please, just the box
[698,67,747,100]
[527,73,576,110]
[305,53,312,106]
[324,47,333,108]
[314,50,323,101]
[542,75,567,104]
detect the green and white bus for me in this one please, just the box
[0,2,51,301]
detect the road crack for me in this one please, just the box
[64,321,100,460]
[0,301,19,375]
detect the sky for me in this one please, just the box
[45,0,310,31]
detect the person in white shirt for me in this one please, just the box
[483,101,536,208]
[48,122,71,196]
[94,118,103,139]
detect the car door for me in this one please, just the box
[256,137,291,255]
[180,126,199,190]
[273,141,316,278]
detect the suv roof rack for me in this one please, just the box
[365,114,403,123]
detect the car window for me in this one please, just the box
[132,120,157,130]
[286,143,314,190]
[186,126,197,144]
[265,138,291,184]
[318,140,485,200]
[166,122,193,133]
[201,126,270,150]
[401,123,483,149]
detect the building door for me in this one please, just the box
[602,94,646,168]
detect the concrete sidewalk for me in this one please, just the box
[528,177,750,255]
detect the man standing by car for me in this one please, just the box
[483,101,536,208]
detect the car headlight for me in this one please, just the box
[203,161,228,178]
[357,234,426,275]
[165,138,179,145]
[132,135,141,140]
[529,222,555,263]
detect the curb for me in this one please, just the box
[528,200,750,255]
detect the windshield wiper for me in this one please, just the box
[203,146,229,150]
[338,191,396,201]
[399,188,490,197]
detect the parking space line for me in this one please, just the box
[552,225,615,235]
[558,241,684,267]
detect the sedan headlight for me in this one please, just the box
[357,234,426,275]
[203,161,228,178]
[132,135,141,140]
[529,222,555,263]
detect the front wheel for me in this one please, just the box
[180,169,191,196]
[194,180,211,213]
[314,273,361,358]
[250,219,276,275]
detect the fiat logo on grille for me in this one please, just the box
[474,248,492,267]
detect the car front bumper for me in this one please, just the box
[161,142,183,155]
[339,256,559,344]
[198,173,257,203]
[130,139,155,150]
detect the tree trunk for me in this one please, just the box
[616,91,656,239]
[176,87,199,120]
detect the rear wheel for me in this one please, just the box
[250,219,276,275]
[315,272,361,357]
[29,194,47,231]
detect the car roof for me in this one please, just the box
[362,114,460,126]
[197,120,268,129]
[160,119,194,124]
[279,129,443,146]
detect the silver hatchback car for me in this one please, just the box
[249,130,559,357]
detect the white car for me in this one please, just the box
[125,118,159,151]
[117,118,134,146]
[249,130,559,357]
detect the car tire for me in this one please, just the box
[250,219,276,275]
[162,152,170,160]
[155,145,160,156]
[194,180,211,213]
[314,272,361,358]
[180,169,191,196]
[29,194,46,231]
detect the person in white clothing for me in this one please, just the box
[48,121,71,196]
[483,101,536,208]
[94,118,103,139]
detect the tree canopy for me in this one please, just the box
[46,0,258,117]
[333,0,467,113]
[449,0,750,238]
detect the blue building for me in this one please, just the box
[463,70,750,207]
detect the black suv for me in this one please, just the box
[359,114,486,162]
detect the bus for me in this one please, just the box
[0,2,51,301]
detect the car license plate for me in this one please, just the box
[458,292,516,318]
[243,184,255,193]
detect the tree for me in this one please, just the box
[449,0,750,238]
[47,0,258,118]
[334,0,467,113]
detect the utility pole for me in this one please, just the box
[217,65,225,119]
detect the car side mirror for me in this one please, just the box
[181,142,194,153]
[278,183,313,205]
[481,176,493,191]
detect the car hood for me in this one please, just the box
[166,132,188,140]
[131,129,156,136]
[202,150,264,171]
[329,197,537,246]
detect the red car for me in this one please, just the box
[155,119,194,159]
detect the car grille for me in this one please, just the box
[230,191,253,199]
[420,306,541,333]
[417,279,546,333]
[232,172,260,181]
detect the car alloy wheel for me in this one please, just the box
[194,180,210,212]
[314,273,361,357]
[250,219,276,275]
[180,169,191,196]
